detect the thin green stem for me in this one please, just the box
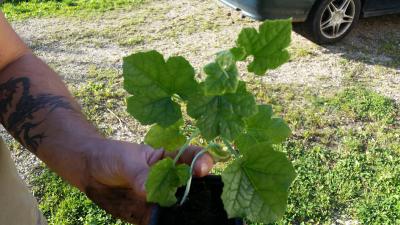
[173,129,201,164]
[179,147,209,205]
[222,138,240,157]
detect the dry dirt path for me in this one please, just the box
[12,0,400,100]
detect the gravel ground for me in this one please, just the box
[4,0,400,198]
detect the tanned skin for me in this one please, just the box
[0,12,214,225]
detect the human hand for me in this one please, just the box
[80,138,214,225]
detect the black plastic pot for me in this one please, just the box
[148,175,244,225]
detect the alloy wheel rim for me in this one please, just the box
[320,0,356,39]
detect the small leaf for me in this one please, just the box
[235,19,292,75]
[123,51,199,127]
[235,105,291,153]
[187,82,257,141]
[145,120,186,152]
[176,164,191,186]
[145,158,190,207]
[208,143,231,162]
[204,51,239,96]
[221,144,296,224]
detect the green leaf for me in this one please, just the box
[187,82,257,141]
[235,105,291,153]
[208,143,231,162]
[176,164,191,186]
[235,19,292,75]
[145,158,190,207]
[221,144,296,224]
[145,120,186,152]
[204,51,239,96]
[126,95,181,127]
[123,51,199,127]
[230,47,247,61]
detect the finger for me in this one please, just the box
[163,145,202,164]
[193,153,214,177]
[163,146,214,177]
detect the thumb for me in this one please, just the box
[193,153,214,177]
[122,145,165,199]
[122,163,149,199]
[133,168,149,198]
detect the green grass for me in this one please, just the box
[71,65,127,136]
[32,165,130,225]
[325,87,397,123]
[248,83,400,225]
[1,0,147,20]
[32,73,400,224]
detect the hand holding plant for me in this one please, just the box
[81,139,213,225]
[123,19,296,224]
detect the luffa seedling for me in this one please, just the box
[123,19,296,224]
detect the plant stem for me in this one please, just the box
[222,138,240,157]
[179,147,209,205]
[173,129,200,164]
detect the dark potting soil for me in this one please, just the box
[154,176,242,225]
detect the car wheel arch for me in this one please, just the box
[305,0,325,22]
[305,0,366,21]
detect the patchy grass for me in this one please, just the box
[118,36,145,47]
[340,61,369,86]
[289,44,318,60]
[325,87,397,123]
[32,165,130,225]
[162,14,222,39]
[31,72,400,224]
[70,66,126,136]
[1,0,147,20]
[378,35,400,64]
[246,82,400,224]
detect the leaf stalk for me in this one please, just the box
[179,147,209,205]
[173,129,201,164]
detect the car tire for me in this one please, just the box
[306,0,361,44]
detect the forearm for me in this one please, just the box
[0,12,29,70]
[0,53,102,190]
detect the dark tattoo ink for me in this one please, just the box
[0,77,72,152]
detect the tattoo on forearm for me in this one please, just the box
[0,77,72,153]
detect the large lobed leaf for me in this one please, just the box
[123,50,199,127]
[144,120,186,152]
[232,19,292,76]
[221,144,296,224]
[145,158,190,207]
[126,95,181,127]
[235,105,291,153]
[187,81,257,141]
